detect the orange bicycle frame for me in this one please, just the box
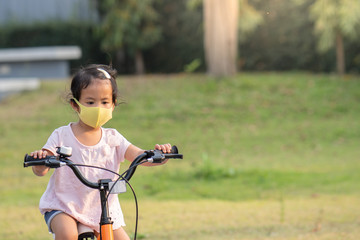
[100,224,114,240]
[99,179,115,240]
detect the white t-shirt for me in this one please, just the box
[39,123,131,232]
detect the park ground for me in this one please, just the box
[0,72,359,239]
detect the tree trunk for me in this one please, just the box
[135,50,145,75]
[335,31,345,76]
[203,0,239,77]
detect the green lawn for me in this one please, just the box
[1,72,360,239]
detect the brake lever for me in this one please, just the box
[145,146,183,163]
[145,149,165,163]
[45,158,67,168]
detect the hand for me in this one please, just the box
[154,143,172,153]
[30,150,49,159]
[30,149,53,176]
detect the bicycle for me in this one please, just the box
[24,145,183,240]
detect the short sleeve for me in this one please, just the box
[42,129,60,155]
[116,135,131,163]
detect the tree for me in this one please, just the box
[98,0,161,74]
[145,0,205,73]
[310,0,360,75]
[203,0,239,77]
[240,0,318,71]
[203,0,262,77]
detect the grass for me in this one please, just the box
[124,196,360,240]
[2,197,360,239]
[1,72,360,239]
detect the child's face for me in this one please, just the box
[78,78,114,109]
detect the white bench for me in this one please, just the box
[0,78,39,92]
[0,78,40,100]
[0,46,82,79]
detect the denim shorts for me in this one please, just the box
[44,210,95,236]
[44,210,63,233]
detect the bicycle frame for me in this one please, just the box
[24,146,182,240]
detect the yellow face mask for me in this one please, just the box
[73,98,113,128]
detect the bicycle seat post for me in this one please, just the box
[99,179,114,240]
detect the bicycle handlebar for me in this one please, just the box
[24,154,99,188]
[122,146,183,181]
[23,155,66,168]
[24,146,183,189]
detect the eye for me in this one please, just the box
[87,101,95,105]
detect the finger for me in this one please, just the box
[156,144,166,153]
[155,144,172,153]
[165,143,172,153]
[33,151,41,159]
[161,144,171,153]
[158,144,165,153]
[161,143,171,153]
[37,150,46,159]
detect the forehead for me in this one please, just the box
[80,78,113,99]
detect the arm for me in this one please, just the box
[30,149,54,176]
[125,143,172,166]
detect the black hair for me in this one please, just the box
[70,64,119,104]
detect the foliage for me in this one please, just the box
[307,0,360,74]
[183,58,202,73]
[1,1,360,73]
[238,0,264,43]
[240,0,321,71]
[143,0,205,73]
[98,0,161,56]
[186,0,202,10]
[310,0,360,52]
[0,22,107,69]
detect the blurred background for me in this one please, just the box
[0,0,359,76]
[1,0,360,240]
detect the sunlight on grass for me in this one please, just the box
[1,72,360,239]
[122,195,360,240]
[3,195,359,240]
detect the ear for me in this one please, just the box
[112,99,117,110]
[70,99,80,113]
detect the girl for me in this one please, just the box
[30,64,172,240]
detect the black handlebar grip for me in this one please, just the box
[171,145,178,154]
[24,154,35,162]
[23,154,50,167]
[163,145,183,159]
[163,153,183,159]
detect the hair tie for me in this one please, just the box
[97,68,111,79]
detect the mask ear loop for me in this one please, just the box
[72,98,82,113]
[97,68,111,79]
